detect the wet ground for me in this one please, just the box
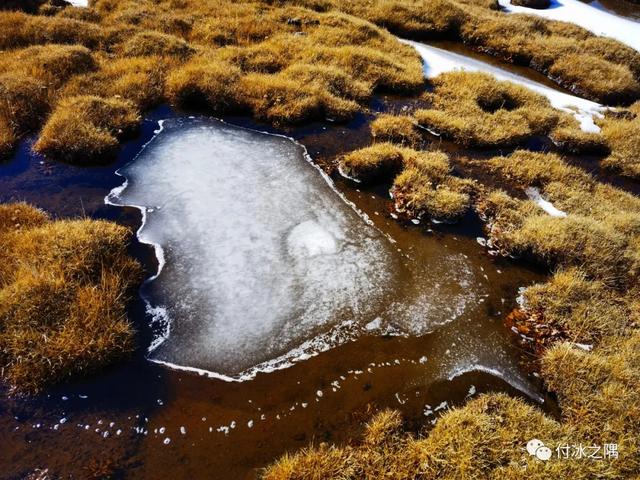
[6,35,637,478]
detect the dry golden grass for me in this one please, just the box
[62,55,172,110]
[34,95,140,164]
[264,383,639,479]
[339,144,473,220]
[339,143,405,183]
[303,0,640,104]
[0,0,426,160]
[392,150,474,221]
[414,71,562,148]
[370,114,420,145]
[598,102,640,178]
[549,117,608,156]
[477,151,640,286]
[0,203,141,393]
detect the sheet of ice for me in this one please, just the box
[498,0,640,52]
[403,40,606,132]
[107,118,481,380]
[525,187,567,217]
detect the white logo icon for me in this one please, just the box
[527,439,552,461]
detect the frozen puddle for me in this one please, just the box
[107,118,480,380]
[403,40,606,132]
[498,0,640,52]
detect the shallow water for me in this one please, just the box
[0,111,552,478]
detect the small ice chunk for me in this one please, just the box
[525,187,567,218]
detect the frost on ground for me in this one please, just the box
[108,118,482,379]
[498,0,640,52]
[404,40,606,132]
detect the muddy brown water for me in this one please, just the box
[0,94,563,478]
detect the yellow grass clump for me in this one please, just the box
[339,143,405,183]
[477,151,640,285]
[339,144,473,221]
[413,71,562,148]
[0,203,141,393]
[598,102,640,178]
[392,150,474,221]
[0,0,427,161]
[370,114,420,145]
[34,95,140,164]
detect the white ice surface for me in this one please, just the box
[525,187,567,217]
[107,118,480,380]
[498,0,640,52]
[403,40,606,132]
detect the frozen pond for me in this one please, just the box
[108,118,486,380]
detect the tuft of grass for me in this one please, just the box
[0,73,49,137]
[166,56,245,113]
[0,44,97,88]
[549,117,608,155]
[119,30,194,59]
[413,71,562,148]
[62,55,172,110]
[370,114,420,145]
[0,203,141,393]
[392,150,474,221]
[34,95,140,164]
[598,102,640,178]
[339,143,405,183]
[548,54,640,105]
[477,150,640,286]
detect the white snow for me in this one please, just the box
[525,187,567,217]
[498,0,640,52]
[67,0,88,6]
[403,40,606,132]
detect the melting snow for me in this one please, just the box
[498,0,640,52]
[525,187,567,217]
[403,40,606,132]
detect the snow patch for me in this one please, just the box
[525,187,567,217]
[498,0,640,52]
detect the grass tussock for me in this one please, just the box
[392,150,474,221]
[339,144,473,221]
[264,380,639,479]
[414,71,563,148]
[477,151,640,285]
[598,102,640,178]
[549,117,608,156]
[0,203,141,393]
[339,143,405,183]
[370,114,420,145]
[0,0,426,160]
[34,95,140,164]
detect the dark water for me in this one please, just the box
[0,102,558,479]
